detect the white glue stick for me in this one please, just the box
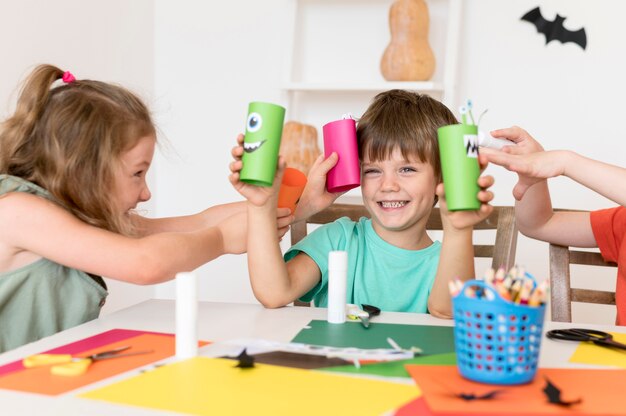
[478,131,515,150]
[328,251,348,324]
[176,272,198,360]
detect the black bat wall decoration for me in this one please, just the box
[521,7,587,50]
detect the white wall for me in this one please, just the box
[0,0,156,314]
[152,0,290,304]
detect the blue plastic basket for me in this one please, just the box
[453,280,546,385]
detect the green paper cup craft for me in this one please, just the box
[437,100,481,211]
[240,102,286,187]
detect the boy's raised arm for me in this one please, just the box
[427,174,495,318]
[228,136,322,307]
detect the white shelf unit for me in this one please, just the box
[282,0,462,105]
[280,0,463,197]
[283,81,444,93]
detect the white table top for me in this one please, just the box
[2,300,625,415]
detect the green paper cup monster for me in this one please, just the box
[438,123,481,211]
[240,102,286,187]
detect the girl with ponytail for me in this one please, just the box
[0,64,292,351]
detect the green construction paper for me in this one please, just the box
[437,123,480,211]
[240,101,285,187]
[320,352,457,379]
[291,320,455,356]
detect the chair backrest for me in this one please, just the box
[549,243,616,322]
[290,204,518,306]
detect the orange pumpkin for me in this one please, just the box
[280,121,321,175]
[380,0,435,81]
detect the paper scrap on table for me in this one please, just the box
[569,331,626,369]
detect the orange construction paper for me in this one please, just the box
[406,365,626,415]
[0,333,207,396]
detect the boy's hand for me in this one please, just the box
[293,152,345,221]
[437,173,495,231]
[229,134,285,207]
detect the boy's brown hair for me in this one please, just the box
[356,89,457,182]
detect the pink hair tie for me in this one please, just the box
[62,71,76,84]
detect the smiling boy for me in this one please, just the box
[230,90,495,318]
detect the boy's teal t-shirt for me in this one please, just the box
[284,217,441,312]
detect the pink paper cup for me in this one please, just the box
[323,118,361,193]
[277,168,307,214]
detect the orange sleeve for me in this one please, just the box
[590,207,626,263]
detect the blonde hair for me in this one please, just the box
[356,90,458,182]
[0,64,155,234]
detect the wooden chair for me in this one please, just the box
[290,204,518,306]
[549,243,616,322]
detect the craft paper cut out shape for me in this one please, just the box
[458,389,503,401]
[237,351,348,370]
[521,7,587,50]
[235,348,255,369]
[543,377,582,407]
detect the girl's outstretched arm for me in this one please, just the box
[131,201,292,238]
[0,192,245,284]
[483,126,597,247]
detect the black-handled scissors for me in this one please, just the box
[546,328,626,351]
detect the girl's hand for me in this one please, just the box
[481,126,548,201]
[488,126,544,155]
[276,207,293,239]
[218,207,292,254]
[482,150,569,200]
[293,152,344,221]
[437,173,495,231]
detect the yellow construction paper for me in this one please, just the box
[569,332,626,368]
[80,357,419,415]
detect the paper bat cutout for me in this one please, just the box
[543,377,582,406]
[521,7,587,50]
[235,349,255,369]
[458,390,503,401]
